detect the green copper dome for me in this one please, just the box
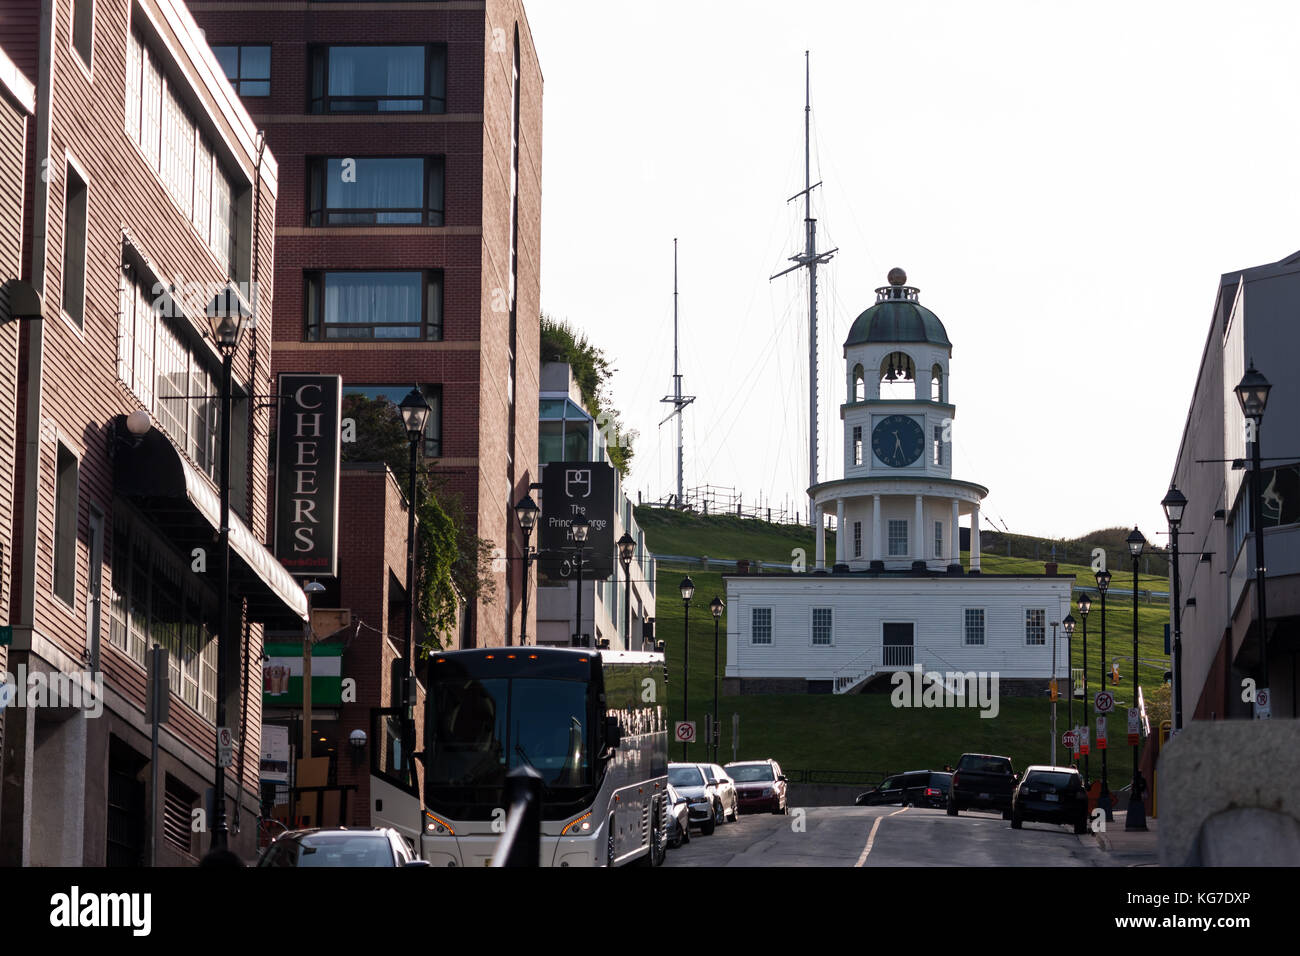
[844,269,951,349]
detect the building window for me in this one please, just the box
[309,45,446,113]
[342,384,441,457]
[125,29,240,277]
[933,425,943,465]
[1025,608,1046,646]
[853,521,862,558]
[109,514,218,721]
[751,607,772,645]
[61,164,88,325]
[71,0,94,70]
[812,607,833,646]
[853,425,863,467]
[305,271,442,342]
[54,443,79,606]
[934,520,943,559]
[964,608,985,645]
[887,519,908,556]
[211,45,270,96]
[307,156,444,226]
[118,258,243,492]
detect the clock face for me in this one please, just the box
[871,415,925,468]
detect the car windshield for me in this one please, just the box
[262,834,393,867]
[1026,771,1078,789]
[957,756,1012,774]
[669,766,704,787]
[727,765,774,782]
[427,677,591,792]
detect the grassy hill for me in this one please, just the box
[637,507,1172,782]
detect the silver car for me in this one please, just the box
[668,763,722,835]
[701,763,739,824]
[665,783,692,848]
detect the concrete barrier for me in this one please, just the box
[1157,719,1300,866]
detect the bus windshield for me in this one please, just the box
[427,677,592,794]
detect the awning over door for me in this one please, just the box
[112,416,309,627]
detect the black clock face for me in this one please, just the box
[871,416,925,467]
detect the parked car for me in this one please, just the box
[1011,765,1090,834]
[703,763,739,823]
[725,758,789,814]
[668,763,721,835]
[948,753,1018,818]
[257,827,430,867]
[665,783,692,848]
[856,770,951,809]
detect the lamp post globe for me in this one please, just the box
[514,494,539,646]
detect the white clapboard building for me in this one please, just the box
[724,270,1073,695]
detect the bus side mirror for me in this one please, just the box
[605,715,622,750]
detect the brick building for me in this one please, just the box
[187,0,544,652]
[0,0,304,864]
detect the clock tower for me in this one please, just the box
[810,268,988,573]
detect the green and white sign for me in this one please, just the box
[262,641,343,706]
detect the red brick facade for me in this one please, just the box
[188,0,543,651]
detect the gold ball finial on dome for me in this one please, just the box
[887,268,907,286]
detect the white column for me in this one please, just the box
[815,505,825,569]
[835,499,846,564]
[872,495,882,563]
[971,503,982,572]
[950,499,960,565]
[914,495,925,565]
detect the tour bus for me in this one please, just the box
[419,646,669,867]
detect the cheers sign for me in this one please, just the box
[274,373,342,577]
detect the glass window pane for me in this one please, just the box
[212,46,238,80]
[563,422,589,462]
[328,46,423,97]
[240,45,270,80]
[241,81,270,97]
[325,158,423,215]
[538,421,563,464]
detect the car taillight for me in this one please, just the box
[925,788,938,796]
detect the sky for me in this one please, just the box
[526,1,1300,542]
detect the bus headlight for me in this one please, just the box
[562,812,593,836]
[424,811,456,835]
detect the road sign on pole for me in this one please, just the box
[1126,706,1140,745]
[675,721,696,744]
[1096,716,1107,750]
[1094,691,1114,714]
[217,726,234,768]
[1080,726,1090,755]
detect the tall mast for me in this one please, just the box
[772,51,836,507]
[660,238,695,507]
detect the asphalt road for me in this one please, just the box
[662,806,1140,867]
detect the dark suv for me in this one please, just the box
[1011,766,1090,833]
[856,770,951,809]
[948,753,1018,817]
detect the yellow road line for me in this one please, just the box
[855,806,909,867]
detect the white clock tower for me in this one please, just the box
[811,268,988,572]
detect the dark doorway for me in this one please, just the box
[883,622,914,668]
[106,736,147,866]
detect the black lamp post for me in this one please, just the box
[572,518,589,647]
[709,596,724,763]
[680,576,694,760]
[1063,613,1076,764]
[514,494,539,646]
[1161,485,1187,731]
[1095,567,1112,819]
[204,287,250,853]
[1235,363,1272,717]
[618,531,636,650]
[1077,591,1092,785]
[398,387,431,782]
[1126,526,1147,830]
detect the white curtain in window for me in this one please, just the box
[326,158,422,215]
[323,272,421,338]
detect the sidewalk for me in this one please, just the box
[1094,814,1158,866]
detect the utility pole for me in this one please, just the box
[660,238,695,506]
[771,51,837,510]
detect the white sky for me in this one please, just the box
[528,1,1300,542]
